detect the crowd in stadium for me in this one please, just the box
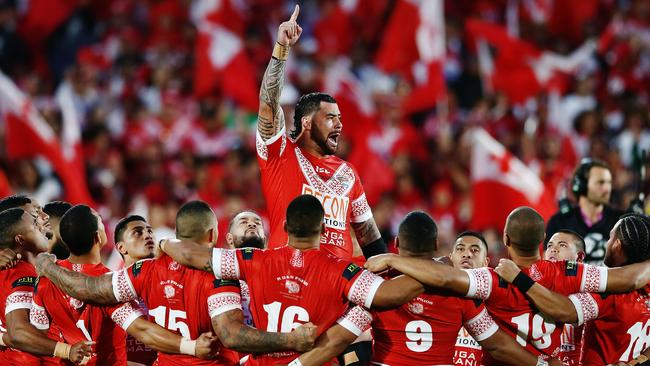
[1,0,650,365]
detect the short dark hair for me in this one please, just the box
[615,214,650,264]
[290,92,337,140]
[175,200,215,240]
[43,201,72,220]
[0,195,31,213]
[285,195,324,238]
[551,229,585,253]
[60,205,98,256]
[115,215,147,243]
[505,207,546,255]
[456,231,489,252]
[0,208,26,249]
[397,211,438,253]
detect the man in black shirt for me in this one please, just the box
[546,158,623,265]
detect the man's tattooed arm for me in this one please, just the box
[38,260,118,305]
[257,58,287,141]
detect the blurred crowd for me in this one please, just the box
[1,0,650,260]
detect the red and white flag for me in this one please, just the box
[0,71,93,204]
[468,19,595,104]
[192,0,258,111]
[470,128,556,230]
[375,0,445,114]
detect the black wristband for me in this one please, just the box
[361,238,388,259]
[512,272,535,293]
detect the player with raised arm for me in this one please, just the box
[365,206,650,364]
[290,212,562,366]
[494,214,650,365]
[0,208,92,364]
[542,230,586,365]
[256,5,386,261]
[157,195,423,365]
[34,201,317,366]
[30,205,221,365]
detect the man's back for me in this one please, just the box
[371,271,496,365]
[113,253,239,366]
[256,130,371,259]
[569,284,650,364]
[0,260,43,365]
[224,245,382,365]
[30,260,137,366]
[465,259,607,364]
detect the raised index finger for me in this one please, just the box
[289,4,299,22]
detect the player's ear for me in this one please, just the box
[283,220,288,233]
[93,231,101,246]
[503,234,512,247]
[484,256,490,267]
[301,116,311,131]
[208,228,216,245]
[225,232,234,249]
[320,222,325,235]
[116,241,128,256]
[394,237,400,249]
[577,251,585,262]
[14,234,24,247]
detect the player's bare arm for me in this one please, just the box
[604,258,650,293]
[495,259,578,323]
[480,329,563,366]
[0,248,20,270]
[5,309,93,363]
[159,239,214,273]
[365,254,471,295]
[212,308,316,353]
[293,323,357,366]
[127,317,219,359]
[370,275,424,309]
[258,5,302,141]
[351,217,387,258]
[35,253,117,304]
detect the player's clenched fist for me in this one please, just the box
[69,341,95,364]
[195,332,220,360]
[289,322,318,352]
[35,252,57,276]
[494,258,521,283]
[277,4,302,47]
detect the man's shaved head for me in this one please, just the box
[504,206,546,255]
[175,200,216,241]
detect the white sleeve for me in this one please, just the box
[29,301,50,330]
[580,264,608,293]
[211,248,241,280]
[5,291,33,315]
[256,126,287,161]
[111,269,138,302]
[464,308,498,342]
[336,306,373,337]
[347,270,384,308]
[463,268,493,300]
[207,292,243,318]
[110,301,144,330]
[350,194,372,223]
[568,292,600,325]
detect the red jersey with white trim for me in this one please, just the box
[30,260,141,366]
[370,270,497,366]
[569,285,650,365]
[0,260,43,365]
[111,253,240,366]
[256,127,372,259]
[210,246,384,365]
[558,324,582,366]
[453,327,484,366]
[464,260,607,365]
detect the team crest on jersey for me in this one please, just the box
[285,280,300,294]
[168,261,180,271]
[164,285,176,299]
[408,302,424,314]
[12,276,36,288]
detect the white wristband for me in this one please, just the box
[288,358,303,366]
[180,338,196,356]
